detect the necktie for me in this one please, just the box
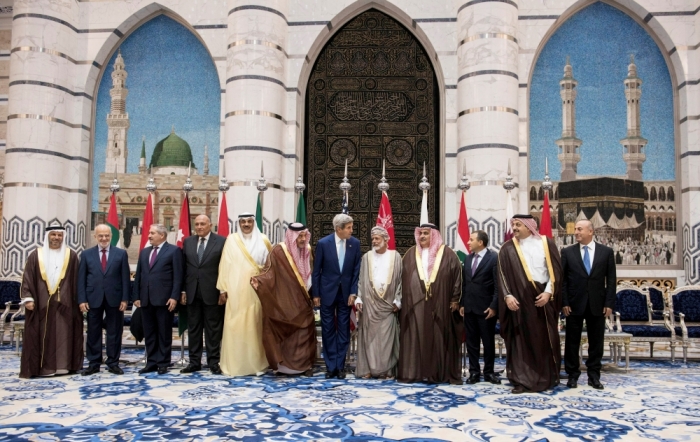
[338,239,345,270]
[583,245,591,275]
[197,237,206,263]
[149,246,159,268]
[101,248,107,272]
[471,253,480,276]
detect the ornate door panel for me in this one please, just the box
[305,10,439,253]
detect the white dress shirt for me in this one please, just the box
[421,249,430,277]
[99,244,110,263]
[335,233,345,258]
[580,240,596,264]
[518,235,553,294]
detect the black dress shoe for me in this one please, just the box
[337,369,347,380]
[588,378,604,390]
[484,374,501,385]
[511,385,528,394]
[180,364,201,374]
[210,364,222,375]
[465,374,480,384]
[107,365,124,375]
[81,366,100,376]
[139,366,157,375]
[325,371,335,379]
[157,367,168,375]
[567,377,578,388]
[304,369,314,377]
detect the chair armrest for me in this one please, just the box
[678,312,688,340]
[0,302,12,321]
[614,311,622,333]
[663,311,675,337]
[10,304,25,323]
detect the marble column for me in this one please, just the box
[225,0,288,242]
[2,1,87,278]
[456,0,520,246]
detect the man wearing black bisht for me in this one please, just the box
[497,214,562,394]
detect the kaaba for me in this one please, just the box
[557,177,645,241]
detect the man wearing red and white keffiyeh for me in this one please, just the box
[285,224,312,288]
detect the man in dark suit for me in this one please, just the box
[561,220,616,390]
[459,230,500,385]
[133,224,183,375]
[179,214,226,375]
[78,224,130,376]
[312,213,361,379]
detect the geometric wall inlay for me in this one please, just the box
[446,217,506,252]
[683,222,700,284]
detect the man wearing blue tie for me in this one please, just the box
[312,213,361,379]
[561,220,616,390]
[78,224,130,375]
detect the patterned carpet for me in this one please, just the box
[0,346,698,441]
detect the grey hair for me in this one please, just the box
[371,226,390,241]
[333,213,353,231]
[151,224,168,236]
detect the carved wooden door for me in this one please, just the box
[305,9,439,253]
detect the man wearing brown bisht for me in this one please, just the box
[497,214,562,394]
[251,222,316,376]
[398,223,462,385]
[20,222,83,378]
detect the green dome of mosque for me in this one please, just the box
[149,130,196,169]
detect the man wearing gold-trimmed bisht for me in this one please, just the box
[398,223,462,385]
[251,222,316,376]
[497,214,562,394]
[217,213,272,376]
[355,226,402,379]
[20,223,83,378]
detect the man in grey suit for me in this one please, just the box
[179,215,227,374]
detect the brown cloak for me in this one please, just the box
[253,244,316,373]
[20,249,83,378]
[497,237,562,392]
[398,246,462,384]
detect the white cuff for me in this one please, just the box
[20,298,34,305]
[393,299,401,309]
[354,298,363,306]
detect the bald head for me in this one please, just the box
[194,214,212,238]
[94,224,112,248]
[574,220,594,245]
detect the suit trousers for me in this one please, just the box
[86,298,124,368]
[320,287,351,373]
[141,304,174,370]
[463,311,497,376]
[187,288,225,367]
[564,303,606,381]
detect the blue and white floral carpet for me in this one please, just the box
[0,347,698,441]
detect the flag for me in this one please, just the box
[176,193,191,337]
[376,191,395,250]
[504,190,514,242]
[107,193,120,247]
[540,190,553,238]
[341,191,349,215]
[455,190,470,263]
[296,192,307,225]
[139,193,154,252]
[256,193,263,232]
[218,191,229,236]
[420,188,429,226]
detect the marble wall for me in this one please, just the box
[0,0,698,283]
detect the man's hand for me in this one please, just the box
[134,300,141,308]
[603,307,612,317]
[166,298,178,312]
[459,306,464,317]
[250,277,259,291]
[348,295,356,307]
[119,301,127,312]
[313,297,320,307]
[450,302,459,312]
[180,292,187,305]
[79,302,89,313]
[218,292,228,306]
[484,307,496,319]
[562,306,571,316]
[25,301,34,311]
[506,296,520,311]
[356,302,363,313]
[535,292,551,307]
[392,304,399,313]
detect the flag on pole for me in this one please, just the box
[419,188,429,226]
[296,192,307,225]
[107,193,120,247]
[341,191,349,215]
[540,191,553,238]
[376,191,396,250]
[504,190,514,242]
[256,193,263,232]
[455,190,471,263]
[176,193,191,248]
[218,191,229,236]
[139,193,154,252]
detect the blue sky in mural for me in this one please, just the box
[530,2,674,182]
[93,15,220,209]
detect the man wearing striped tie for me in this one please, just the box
[561,220,616,390]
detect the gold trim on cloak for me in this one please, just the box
[280,243,311,301]
[415,245,445,301]
[232,233,272,271]
[367,250,396,300]
[511,236,556,300]
[35,247,71,369]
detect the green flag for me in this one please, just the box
[256,193,263,231]
[107,193,120,247]
[296,193,307,225]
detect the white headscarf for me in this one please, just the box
[237,214,269,266]
[42,224,67,289]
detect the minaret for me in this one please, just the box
[620,55,647,181]
[556,57,582,182]
[138,136,147,174]
[105,50,130,174]
[203,145,209,176]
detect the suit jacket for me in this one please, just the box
[77,245,130,309]
[311,233,361,306]
[461,249,498,315]
[133,241,183,307]
[182,233,225,305]
[561,242,616,316]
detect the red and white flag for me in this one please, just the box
[376,191,396,250]
[218,191,230,236]
[540,191,553,238]
[139,193,154,252]
[455,190,471,263]
[176,193,191,248]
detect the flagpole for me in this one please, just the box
[456,159,471,260]
[295,175,306,223]
[256,161,268,233]
[503,159,515,242]
[419,161,430,225]
[109,165,121,248]
[218,162,230,235]
[340,158,351,214]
